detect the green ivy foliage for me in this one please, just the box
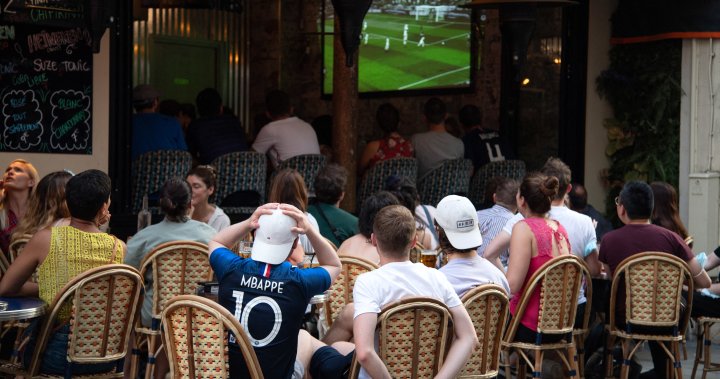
[596,40,682,226]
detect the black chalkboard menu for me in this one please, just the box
[0,22,93,154]
[0,0,86,28]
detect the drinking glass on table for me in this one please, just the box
[238,241,253,259]
[420,249,437,268]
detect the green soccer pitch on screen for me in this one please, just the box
[322,0,474,96]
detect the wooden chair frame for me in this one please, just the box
[0,264,143,378]
[501,255,587,379]
[691,316,720,379]
[161,295,264,379]
[459,284,509,379]
[324,256,379,327]
[129,240,213,379]
[604,252,693,379]
[347,296,453,379]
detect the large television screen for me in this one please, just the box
[322,0,474,96]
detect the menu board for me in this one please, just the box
[0,0,85,28]
[0,22,93,154]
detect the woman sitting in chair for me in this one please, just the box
[268,168,319,264]
[186,165,230,232]
[506,173,571,342]
[125,178,216,327]
[0,159,40,258]
[0,169,124,375]
[357,103,414,177]
[10,171,73,252]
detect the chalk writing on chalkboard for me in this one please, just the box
[0,22,92,154]
[0,0,85,28]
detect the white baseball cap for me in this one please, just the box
[251,209,298,264]
[435,195,482,249]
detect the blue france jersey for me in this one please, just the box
[209,247,331,379]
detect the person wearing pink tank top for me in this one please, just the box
[506,173,571,343]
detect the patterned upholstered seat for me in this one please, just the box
[468,160,526,208]
[325,256,379,327]
[161,295,264,379]
[459,284,509,379]
[358,157,418,209]
[210,151,267,216]
[273,154,326,196]
[417,158,473,207]
[129,241,213,379]
[347,297,453,379]
[604,252,693,379]
[501,255,587,379]
[131,150,193,213]
[0,264,143,378]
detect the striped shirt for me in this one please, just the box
[476,204,515,264]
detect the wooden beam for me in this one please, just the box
[332,16,358,213]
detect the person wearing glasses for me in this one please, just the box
[599,181,710,379]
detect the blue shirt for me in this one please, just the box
[131,112,188,160]
[210,247,331,379]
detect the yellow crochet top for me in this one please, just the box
[38,226,122,320]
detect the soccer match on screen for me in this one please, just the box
[323,0,472,94]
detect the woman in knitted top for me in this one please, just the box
[0,169,124,375]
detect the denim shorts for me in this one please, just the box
[22,320,120,375]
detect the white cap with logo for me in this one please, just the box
[251,209,298,264]
[435,195,483,250]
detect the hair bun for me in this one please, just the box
[541,176,560,198]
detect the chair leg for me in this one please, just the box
[145,334,157,379]
[702,322,712,379]
[503,349,513,379]
[568,343,580,379]
[575,334,585,379]
[673,341,683,379]
[619,340,631,379]
[691,322,703,379]
[605,334,616,378]
[534,350,544,378]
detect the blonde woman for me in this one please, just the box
[0,159,40,256]
[11,171,73,247]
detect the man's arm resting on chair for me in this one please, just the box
[436,304,477,379]
[353,312,391,379]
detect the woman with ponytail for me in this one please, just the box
[506,172,571,342]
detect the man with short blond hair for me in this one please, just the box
[328,205,477,379]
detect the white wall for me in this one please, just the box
[0,30,110,177]
[583,0,616,210]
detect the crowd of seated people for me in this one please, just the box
[3,88,715,378]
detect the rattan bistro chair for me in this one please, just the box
[324,256,379,327]
[129,241,213,379]
[347,297,453,379]
[0,264,143,378]
[691,316,720,379]
[459,284,509,379]
[161,295,264,379]
[501,255,585,379]
[604,252,693,379]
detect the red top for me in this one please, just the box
[366,134,414,169]
[510,217,570,333]
[0,209,18,256]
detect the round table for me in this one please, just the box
[0,297,46,321]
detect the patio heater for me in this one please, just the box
[463,0,577,151]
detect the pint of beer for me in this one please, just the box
[420,249,437,268]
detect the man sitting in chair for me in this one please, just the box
[599,181,711,378]
[209,203,353,378]
[323,205,477,379]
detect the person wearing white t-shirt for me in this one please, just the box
[483,158,599,326]
[436,195,510,296]
[251,90,321,168]
[322,205,477,379]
